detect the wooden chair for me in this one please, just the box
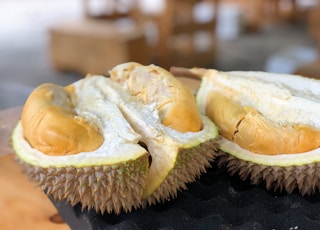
[222,0,303,32]
[294,2,320,80]
[150,0,219,68]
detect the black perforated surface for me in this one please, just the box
[51,161,320,230]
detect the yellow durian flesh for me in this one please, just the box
[110,62,202,133]
[21,83,104,156]
[206,91,320,155]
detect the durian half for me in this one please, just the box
[194,69,320,195]
[11,63,218,214]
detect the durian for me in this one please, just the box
[12,62,218,214]
[173,67,320,195]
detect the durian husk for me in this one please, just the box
[216,149,320,196]
[93,74,219,206]
[12,114,149,215]
[15,154,149,214]
[193,69,320,195]
[14,119,218,213]
[12,69,220,214]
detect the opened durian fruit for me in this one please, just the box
[184,68,320,195]
[11,62,219,214]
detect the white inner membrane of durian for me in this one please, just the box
[198,71,320,127]
[197,71,320,165]
[13,76,217,197]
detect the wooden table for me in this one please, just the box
[0,107,70,230]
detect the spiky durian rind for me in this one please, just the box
[143,138,219,206]
[216,150,320,196]
[16,154,149,214]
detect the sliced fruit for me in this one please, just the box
[195,69,320,194]
[12,63,219,214]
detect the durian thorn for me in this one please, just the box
[169,66,205,80]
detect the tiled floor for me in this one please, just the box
[0,0,317,109]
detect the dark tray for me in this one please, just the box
[51,160,320,230]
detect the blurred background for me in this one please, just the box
[1,0,320,110]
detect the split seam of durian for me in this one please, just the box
[91,75,217,198]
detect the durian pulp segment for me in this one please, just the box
[109,62,202,133]
[20,83,104,156]
[197,70,320,128]
[12,77,147,168]
[95,77,217,198]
